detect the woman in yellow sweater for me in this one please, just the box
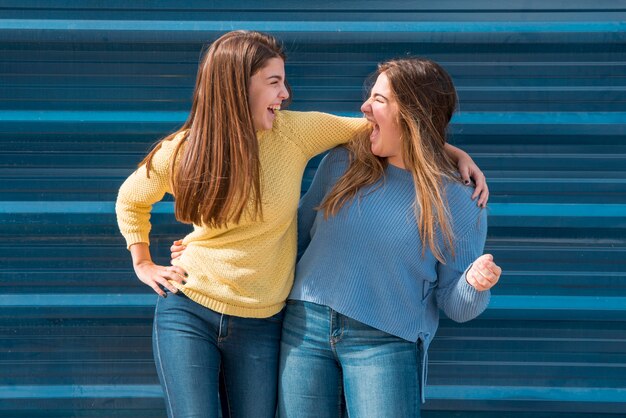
[116,30,487,418]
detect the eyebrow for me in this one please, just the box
[373,92,388,101]
[267,75,283,81]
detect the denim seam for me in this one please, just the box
[415,342,422,411]
[219,368,233,418]
[218,313,230,342]
[329,309,335,347]
[329,310,344,346]
[337,368,344,418]
[154,299,175,418]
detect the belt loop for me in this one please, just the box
[218,313,225,338]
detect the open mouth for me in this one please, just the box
[268,104,281,114]
[370,123,380,140]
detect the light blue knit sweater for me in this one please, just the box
[290,146,490,344]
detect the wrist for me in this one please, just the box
[133,259,154,269]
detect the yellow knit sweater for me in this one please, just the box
[116,111,367,318]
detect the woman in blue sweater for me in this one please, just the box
[277,58,502,417]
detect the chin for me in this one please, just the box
[255,122,271,131]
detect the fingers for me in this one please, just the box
[153,269,180,295]
[470,171,489,208]
[152,266,188,295]
[146,280,167,298]
[135,262,188,298]
[467,254,501,291]
[460,166,471,186]
[164,265,188,285]
[143,270,175,298]
[170,240,186,261]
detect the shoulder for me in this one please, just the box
[306,147,350,192]
[325,146,350,162]
[142,130,187,175]
[153,130,187,157]
[274,110,326,130]
[163,130,188,149]
[444,179,487,235]
[319,146,351,172]
[272,110,311,129]
[444,179,481,215]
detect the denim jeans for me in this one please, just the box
[153,291,284,418]
[278,300,421,418]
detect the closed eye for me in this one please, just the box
[372,93,387,103]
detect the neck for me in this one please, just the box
[386,156,406,169]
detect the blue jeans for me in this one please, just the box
[278,300,421,418]
[153,291,284,418]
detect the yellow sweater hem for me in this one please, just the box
[179,286,285,318]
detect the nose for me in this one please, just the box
[279,83,289,101]
[360,97,372,115]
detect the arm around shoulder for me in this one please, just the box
[283,111,369,159]
[444,143,489,207]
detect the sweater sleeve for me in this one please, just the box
[284,111,369,159]
[115,137,180,249]
[435,203,490,323]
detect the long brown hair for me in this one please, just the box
[321,58,459,262]
[140,30,290,227]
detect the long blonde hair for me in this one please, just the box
[320,58,459,262]
[140,30,290,227]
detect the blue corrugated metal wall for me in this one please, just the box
[1,1,625,416]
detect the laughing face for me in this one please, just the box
[248,57,290,131]
[360,72,405,168]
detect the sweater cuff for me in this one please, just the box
[124,233,150,250]
[456,264,491,315]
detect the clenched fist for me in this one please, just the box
[466,254,501,291]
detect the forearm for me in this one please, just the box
[294,111,369,157]
[129,242,153,267]
[444,143,465,164]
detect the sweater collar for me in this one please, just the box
[385,162,413,182]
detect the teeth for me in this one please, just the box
[268,105,281,111]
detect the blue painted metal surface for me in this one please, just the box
[1,1,625,416]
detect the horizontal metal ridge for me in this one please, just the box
[0,294,156,307]
[0,21,623,44]
[0,384,162,399]
[1,383,624,402]
[427,385,626,402]
[1,19,624,33]
[2,294,625,313]
[0,0,622,11]
[1,110,624,124]
[2,201,625,216]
